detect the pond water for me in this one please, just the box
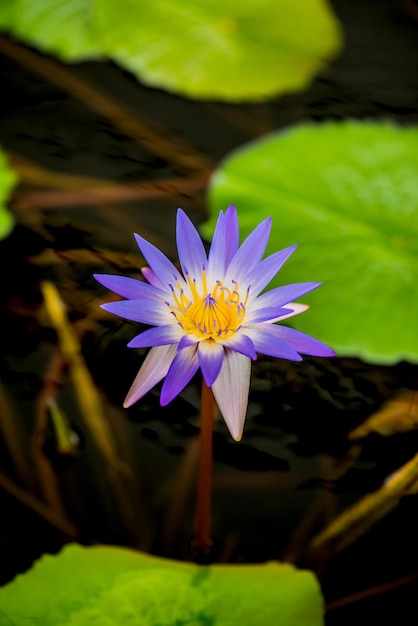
[1,1,418,624]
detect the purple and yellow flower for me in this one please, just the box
[95,206,334,441]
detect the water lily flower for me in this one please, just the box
[94,206,334,441]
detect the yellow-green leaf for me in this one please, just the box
[0,544,324,626]
[0,0,342,102]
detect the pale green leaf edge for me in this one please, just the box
[0,149,17,240]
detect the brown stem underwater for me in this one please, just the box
[195,381,215,556]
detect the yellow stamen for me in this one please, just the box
[168,270,248,340]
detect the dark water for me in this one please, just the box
[1,1,418,624]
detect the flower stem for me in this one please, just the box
[195,380,215,557]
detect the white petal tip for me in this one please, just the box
[276,302,309,321]
[226,422,245,441]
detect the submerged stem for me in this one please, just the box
[195,380,215,557]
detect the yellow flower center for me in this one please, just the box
[168,270,249,340]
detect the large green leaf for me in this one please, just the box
[94,0,342,101]
[0,0,342,102]
[0,544,324,625]
[0,150,17,240]
[207,121,418,363]
[0,0,102,60]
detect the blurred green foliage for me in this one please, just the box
[0,149,16,240]
[0,0,342,101]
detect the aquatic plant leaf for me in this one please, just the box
[0,149,17,240]
[0,544,324,626]
[0,0,102,60]
[94,0,342,101]
[0,3,13,26]
[0,0,342,102]
[207,121,418,363]
[349,389,418,439]
[41,281,128,472]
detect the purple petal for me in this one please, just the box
[219,332,257,360]
[178,334,198,350]
[247,307,294,324]
[101,299,169,325]
[247,245,297,297]
[224,205,239,267]
[141,266,165,289]
[176,209,207,280]
[269,326,336,357]
[198,340,225,386]
[127,324,182,348]
[94,274,163,300]
[160,345,199,405]
[123,344,178,407]
[251,282,321,312]
[226,217,272,280]
[245,325,303,361]
[207,211,227,282]
[212,350,251,441]
[135,233,183,287]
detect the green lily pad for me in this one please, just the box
[0,0,102,61]
[207,121,418,363]
[0,0,342,102]
[0,544,324,626]
[0,3,13,26]
[0,149,17,240]
[94,0,342,101]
